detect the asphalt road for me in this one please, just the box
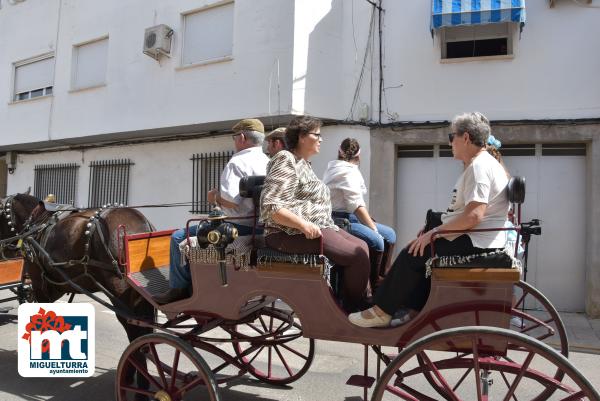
[1,291,599,400]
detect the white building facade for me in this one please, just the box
[1,0,599,315]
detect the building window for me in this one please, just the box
[182,2,234,66]
[88,159,133,208]
[34,163,80,205]
[441,23,512,60]
[72,37,109,90]
[191,151,233,213]
[13,54,54,101]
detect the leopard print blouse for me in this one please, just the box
[260,150,337,235]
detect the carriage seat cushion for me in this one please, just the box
[256,247,323,267]
[425,249,522,277]
[507,176,525,204]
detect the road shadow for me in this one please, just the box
[0,311,17,326]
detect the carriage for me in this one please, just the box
[109,176,598,401]
[0,177,597,400]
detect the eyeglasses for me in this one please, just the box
[448,132,457,143]
[231,132,243,140]
[308,132,322,139]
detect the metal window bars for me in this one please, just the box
[191,151,233,214]
[88,159,133,208]
[34,163,80,205]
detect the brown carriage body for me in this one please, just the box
[124,230,518,351]
[115,202,600,399]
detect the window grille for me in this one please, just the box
[34,163,79,205]
[88,159,133,208]
[191,151,233,214]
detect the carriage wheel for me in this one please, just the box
[115,333,221,401]
[511,280,568,355]
[228,305,315,385]
[417,279,570,401]
[371,326,599,401]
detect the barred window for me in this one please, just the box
[191,151,233,213]
[88,159,133,208]
[34,163,80,205]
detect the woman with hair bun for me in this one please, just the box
[323,138,397,290]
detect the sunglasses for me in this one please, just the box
[231,132,244,140]
[448,132,459,143]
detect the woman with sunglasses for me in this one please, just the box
[260,116,370,311]
[349,111,510,327]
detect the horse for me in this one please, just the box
[1,194,156,399]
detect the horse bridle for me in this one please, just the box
[0,195,17,233]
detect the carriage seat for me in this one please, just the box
[240,176,331,273]
[507,175,525,204]
[239,175,265,208]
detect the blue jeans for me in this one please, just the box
[169,222,257,289]
[332,211,396,252]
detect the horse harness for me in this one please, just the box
[21,205,126,289]
[0,195,19,258]
[0,195,18,233]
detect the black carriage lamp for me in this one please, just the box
[195,206,239,286]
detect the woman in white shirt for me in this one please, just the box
[348,112,510,328]
[323,138,397,290]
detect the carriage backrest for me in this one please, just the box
[507,176,525,204]
[239,175,265,208]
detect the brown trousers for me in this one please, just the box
[265,228,370,306]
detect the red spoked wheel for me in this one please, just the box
[371,326,599,401]
[116,333,221,401]
[418,280,570,401]
[227,305,315,385]
[511,280,568,355]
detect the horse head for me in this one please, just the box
[0,192,40,240]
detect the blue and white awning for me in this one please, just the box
[431,0,526,30]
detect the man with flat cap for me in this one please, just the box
[264,127,287,157]
[156,118,269,304]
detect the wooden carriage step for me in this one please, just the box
[0,258,24,286]
[129,265,170,297]
[431,267,520,283]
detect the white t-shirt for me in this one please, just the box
[441,151,509,248]
[322,160,367,213]
[219,146,269,225]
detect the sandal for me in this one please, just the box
[348,307,391,328]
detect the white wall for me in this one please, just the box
[380,0,600,122]
[0,0,295,147]
[0,0,59,144]
[8,135,231,230]
[292,0,375,120]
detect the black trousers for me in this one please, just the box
[373,234,484,315]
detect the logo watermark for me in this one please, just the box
[18,303,95,377]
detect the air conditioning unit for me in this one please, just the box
[143,24,173,60]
